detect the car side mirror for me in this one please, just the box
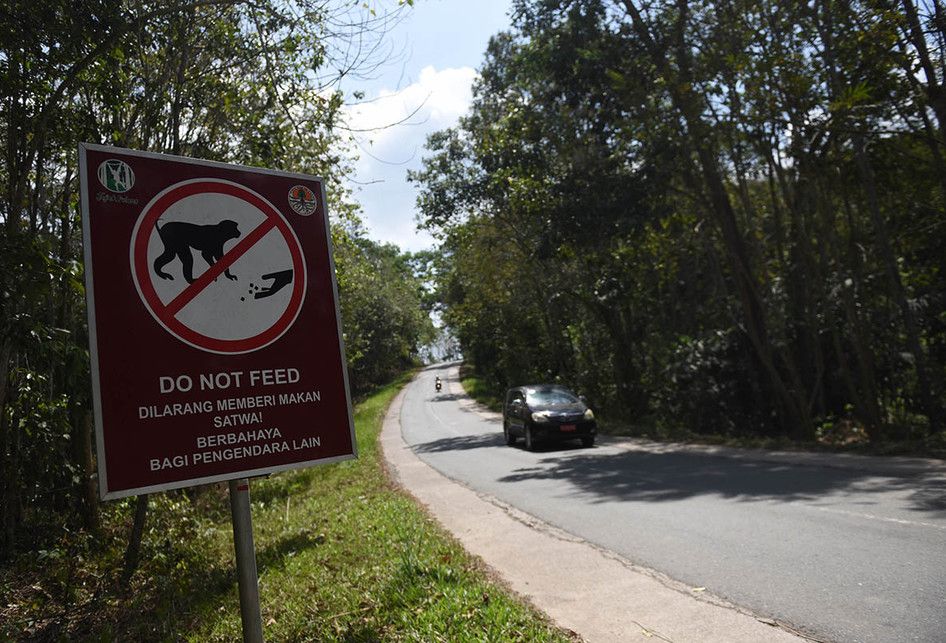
[579,395,588,404]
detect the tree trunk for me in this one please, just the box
[0,401,11,558]
[620,0,813,437]
[901,0,946,132]
[816,0,885,435]
[785,166,826,418]
[0,340,17,557]
[839,189,886,433]
[79,411,99,534]
[590,300,644,413]
[853,133,942,433]
[120,495,149,589]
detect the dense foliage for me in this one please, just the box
[0,0,431,559]
[333,228,436,391]
[411,0,946,446]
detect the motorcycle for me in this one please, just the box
[435,380,442,392]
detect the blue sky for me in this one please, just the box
[341,0,514,252]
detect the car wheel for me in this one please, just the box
[503,420,516,446]
[581,436,595,448]
[524,425,536,451]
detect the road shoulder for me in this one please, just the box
[380,378,806,643]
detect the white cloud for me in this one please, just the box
[341,66,477,252]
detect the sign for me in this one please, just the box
[131,179,307,353]
[80,143,356,499]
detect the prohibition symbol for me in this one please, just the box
[131,179,306,354]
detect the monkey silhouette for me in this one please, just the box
[153,219,241,283]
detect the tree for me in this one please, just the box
[413,0,946,444]
[0,0,421,558]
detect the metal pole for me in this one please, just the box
[229,478,264,643]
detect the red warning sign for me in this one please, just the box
[80,144,355,499]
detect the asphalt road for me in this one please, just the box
[400,365,946,643]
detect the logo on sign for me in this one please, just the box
[97,159,135,193]
[288,185,317,216]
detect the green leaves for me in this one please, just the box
[0,0,422,558]
[413,0,946,441]
[829,81,873,112]
[333,223,435,395]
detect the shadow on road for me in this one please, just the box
[430,392,466,402]
[912,480,946,512]
[488,449,946,516]
[413,433,504,453]
[423,361,461,373]
[413,432,591,455]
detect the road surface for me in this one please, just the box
[396,364,946,643]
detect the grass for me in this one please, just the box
[458,364,504,412]
[1,373,575,642]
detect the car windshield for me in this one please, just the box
[526,389,579,407]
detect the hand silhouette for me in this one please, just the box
[254,269,293,299]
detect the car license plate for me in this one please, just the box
[560,424,576,432]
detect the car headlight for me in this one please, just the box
[584,408,595,420]
[531,411,551,422]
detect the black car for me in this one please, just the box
[502,384,596,450]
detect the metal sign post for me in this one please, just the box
[229,478,263,643]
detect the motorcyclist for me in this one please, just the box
[435,376,442,391]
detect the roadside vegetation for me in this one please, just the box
[0,375,574,641]
[459,363,946,458]
[459,364,504,412]
[413,1,946,457]
[0,1,435,560]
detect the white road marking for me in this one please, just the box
[425,393,448,426]
[799,503,946,531]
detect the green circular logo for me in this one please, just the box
[97,159,135,193]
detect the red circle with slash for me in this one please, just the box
[131,179,306,354]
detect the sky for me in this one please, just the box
[340,0,515,253]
